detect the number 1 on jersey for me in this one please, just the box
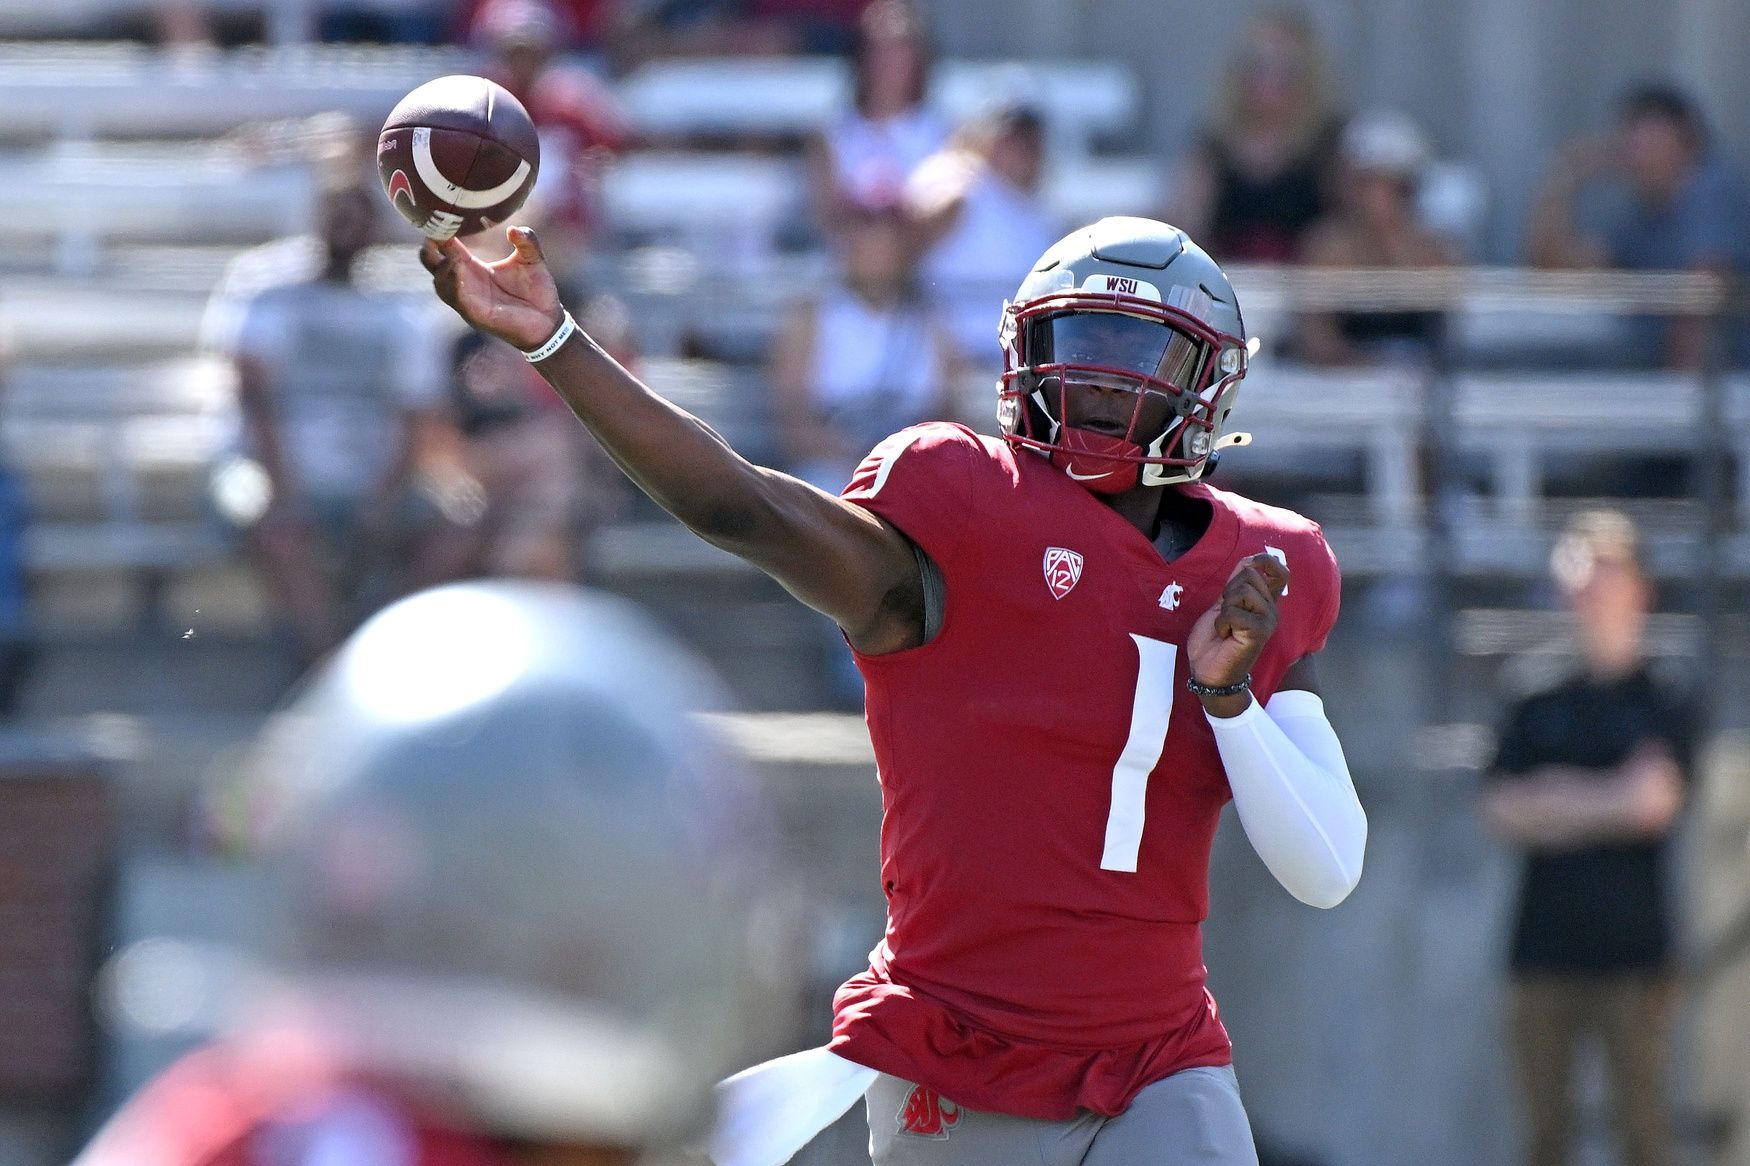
[1100,635,1178,872]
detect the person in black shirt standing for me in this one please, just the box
[1484,510,1694,1166]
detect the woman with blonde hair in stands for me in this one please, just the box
[1165,7,1344,264]
[807,0,948,236]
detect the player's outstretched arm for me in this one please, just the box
[421,228,923,653]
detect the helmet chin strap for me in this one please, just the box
[1049,427,1142,494]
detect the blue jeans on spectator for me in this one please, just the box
[0,466,34,714]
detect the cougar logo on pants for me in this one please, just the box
[898,1084,963,1138]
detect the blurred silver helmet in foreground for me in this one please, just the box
[242,580,785,1150]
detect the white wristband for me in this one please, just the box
[522,311,577,362]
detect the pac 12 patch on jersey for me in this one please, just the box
[1043,546,1084,599]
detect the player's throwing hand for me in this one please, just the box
[1187,552,1289,706]
[420,226,563,351]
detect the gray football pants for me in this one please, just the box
[863,1065,1259,1166]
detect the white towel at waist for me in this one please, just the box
[710,1047,878,1166]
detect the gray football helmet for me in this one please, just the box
[998,216,1252,490]
[242,580,788,1150]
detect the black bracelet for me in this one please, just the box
[1186,672,1251,698]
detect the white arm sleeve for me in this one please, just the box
[1207,690,1367,908]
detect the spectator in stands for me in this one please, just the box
[612,0,873,65]
[1528,83,1750,369]
[319,0,447,42]
[1295,110,1457,365]
[0,364,30,717]
[807,0,947,236]
[1164,7,1343,264]
[455,0,617,49]
[770,201,956,491]
[157,0,442,44]
[477,0,631,280]
[417,297,631,585]
[1482,509,1693,1166]
[150,2,214,49]
[743,0,872,53]
[908,100,1061,373]
[203,180,453,669]
[770,199,954,705]
[0,485,28,716]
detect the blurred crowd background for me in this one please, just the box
[0,0,1747,1164]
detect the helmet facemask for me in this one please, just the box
[998,291,1249,491]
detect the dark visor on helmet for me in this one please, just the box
[1027,311,1210,393]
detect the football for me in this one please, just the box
[377,74,541,241]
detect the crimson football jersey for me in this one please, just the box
[827,422,1340,1121]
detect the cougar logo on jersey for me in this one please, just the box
[1043,547,1084,600]
[898,1085,963,1138]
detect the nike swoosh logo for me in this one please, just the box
[1065,468,1112,480]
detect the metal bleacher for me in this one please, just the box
[1220,266,1748,579]
[619,56,1139,151]
[1,356,233,606]
[1448,370,1750,576]
[1221,359,1429,576]
[1451,371,1750,505]
[0,0,328,42]
[4,143,314,273]
[0,43,1138,146]
[1,276,211,359]
[0,41,470,141]
[0,146,1158,268]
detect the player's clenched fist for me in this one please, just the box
[420,226,564,351]
[1186,552,1289,702]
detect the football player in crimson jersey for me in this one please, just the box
[421,215,1367,1166]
